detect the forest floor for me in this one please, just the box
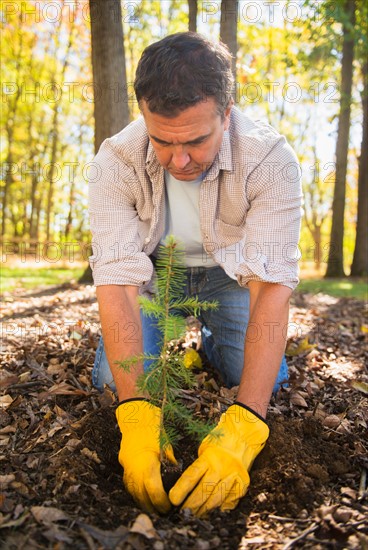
[0,282,367,549]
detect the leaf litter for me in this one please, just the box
[0,283,367,549]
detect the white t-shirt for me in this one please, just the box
[160,170,217,267]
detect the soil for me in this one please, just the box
[0,283,367,549]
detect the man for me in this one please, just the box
[89,32,302,517]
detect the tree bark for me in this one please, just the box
[65,130,84,239]
[45,21,74,241]
[188,0,197,32]
[220,0,238,101]
[1,28,23,237]
[325,0,356,277]
[89,0,129,152]
[350,62,368,276]
[80,0,130,283]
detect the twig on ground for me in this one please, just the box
[69,372,88,392]
[7,381,45,391]
[178,387,232,406]
[282,523,318,550]
[79,527,97,550]
[358,468,367,500]
[268,514,311,523]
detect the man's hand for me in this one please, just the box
[169,403,269,517]
[116,399,177,514]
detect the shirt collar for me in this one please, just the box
[218,128,233,171]
[145,140,163,180]
[204,129,233,181]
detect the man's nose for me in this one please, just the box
[171,147,190,170]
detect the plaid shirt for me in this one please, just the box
[88,107,302,293]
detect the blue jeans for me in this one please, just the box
[92,265,288,393]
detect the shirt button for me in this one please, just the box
[144,237,151,244]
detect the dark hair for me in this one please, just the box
[134,32,234,118]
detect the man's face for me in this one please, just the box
[141,98,232,181]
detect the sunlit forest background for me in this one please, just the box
[1,0,367,284]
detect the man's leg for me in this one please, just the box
[196,266,288,391]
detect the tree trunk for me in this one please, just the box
[35,194,43,240]
[45,21,74,241]
[29,166,39,239]
[1,28,23,237]
[26,34,53,240]
[312,226,322,271]
[220,0,238,101]
[350,62,368,276]
[89,0,129,152]
[325,0,356,277]
[2,130,15,237]
[188,0,197,32]
[45,103,60,241]
[65,132,83,239]
[80,0,130,283]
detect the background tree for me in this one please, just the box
[89,0,129,153]
[350,0,368,276]
[79,0,130,283]
[1,13,24,237]
[188,0,197,32]
[350,62,368,276]
[220,0,238,100]
[325,0,356,277]
[45,18,75,241]
[303,143,330,271]
[1,0,366,280]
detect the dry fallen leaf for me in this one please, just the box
[0,474,15,487]
[0,395,14,410]
[286,337,316,357]
[340,487,357,499]
[77,522,129,548]
[350,380,368,395]
[39,381,88,400]
[31,505,69,525]
[332,506,353,523]
[219,386,239,400]
[323,415,342,428]
[130,513,158,540]
[336,419,351,434]
[313,403,327,421]
[290,391,308,408]
[81,447,101,464]
[0,375,19,389]
[0,512,30,529]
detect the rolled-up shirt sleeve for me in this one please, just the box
[236,137,303,290]
[88,140,153,287]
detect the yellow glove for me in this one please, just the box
[169,403,269,516]
[116,398,177,514]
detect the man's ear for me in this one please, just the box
[223,99,234,130]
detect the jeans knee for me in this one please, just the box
[92,337,116,392]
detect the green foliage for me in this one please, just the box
[0,266,84,293]
[118,236,218,457]
[298,277,367,300]
[2,0,365,272]
[1,2,93,240]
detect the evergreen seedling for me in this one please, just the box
[118,235,218,462]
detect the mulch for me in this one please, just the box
[0,283,367,549]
